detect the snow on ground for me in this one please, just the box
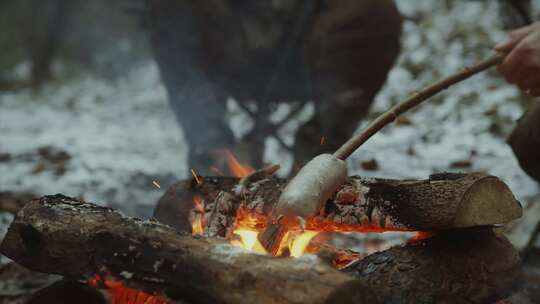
[0,63,185,216]
[0,1,538,223]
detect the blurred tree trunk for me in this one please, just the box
[29,0,70,90]
[499,0,532,29]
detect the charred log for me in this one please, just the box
[0,195,522,304]
[342,228,522,303]
[154,173,522,236]
[0,195,376,304]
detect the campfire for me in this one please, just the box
[194,154,322,258]
[0,153,525,303]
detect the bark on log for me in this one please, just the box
[508,101,540,183]
[0,195,376,304]
[341,227,523,303]
[0,195,523,304]
[154,173,522,236]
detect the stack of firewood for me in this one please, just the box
[0,172,526,303]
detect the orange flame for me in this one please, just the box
[231,228,268,254]
[193,195,204,213]
[229,207,267,254]
[191,213,204,236]
[410,231,434,242]
[228,207,318,257]
[191,196,204,236]
[288,230,318,257]
[220,151,320,257]
[88,275,169,304]
[188,151,331,258]
[224,150,254,177]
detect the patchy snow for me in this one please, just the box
[0,0,538,245]
[0,213,13,244]
[0,63,185,216]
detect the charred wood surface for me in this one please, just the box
[1,195,523,304]
[0,195,375,304]
[154,173,522,236]
[342,228,522,303]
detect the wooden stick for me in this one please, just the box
[334,53,505,160]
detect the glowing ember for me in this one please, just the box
[410,231,435,242]
[220,152,320,257]
[190,169,201,184]
[190,151,421,260]
[88,275,169,304]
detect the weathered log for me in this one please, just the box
[508,101,540,183]
[0,195,523,304]
[154,173,522,236]
[341,227,523,303]
[0,195,376,304]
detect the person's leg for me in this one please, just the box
[508,101,540,183]
[147,0,234,174]
[294,0,402,165]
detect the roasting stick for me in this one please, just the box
[258,52,506,255]
[334,53,505,160]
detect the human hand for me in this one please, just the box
[495,21,540,97]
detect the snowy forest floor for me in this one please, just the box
[1,0,539,266]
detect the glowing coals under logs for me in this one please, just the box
[191,152,319,257]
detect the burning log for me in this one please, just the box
[154,172,522,236]
[0,195,521,304]
[0,195,376,304]
[0,195,523,303]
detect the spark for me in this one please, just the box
[191,169,201,184]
